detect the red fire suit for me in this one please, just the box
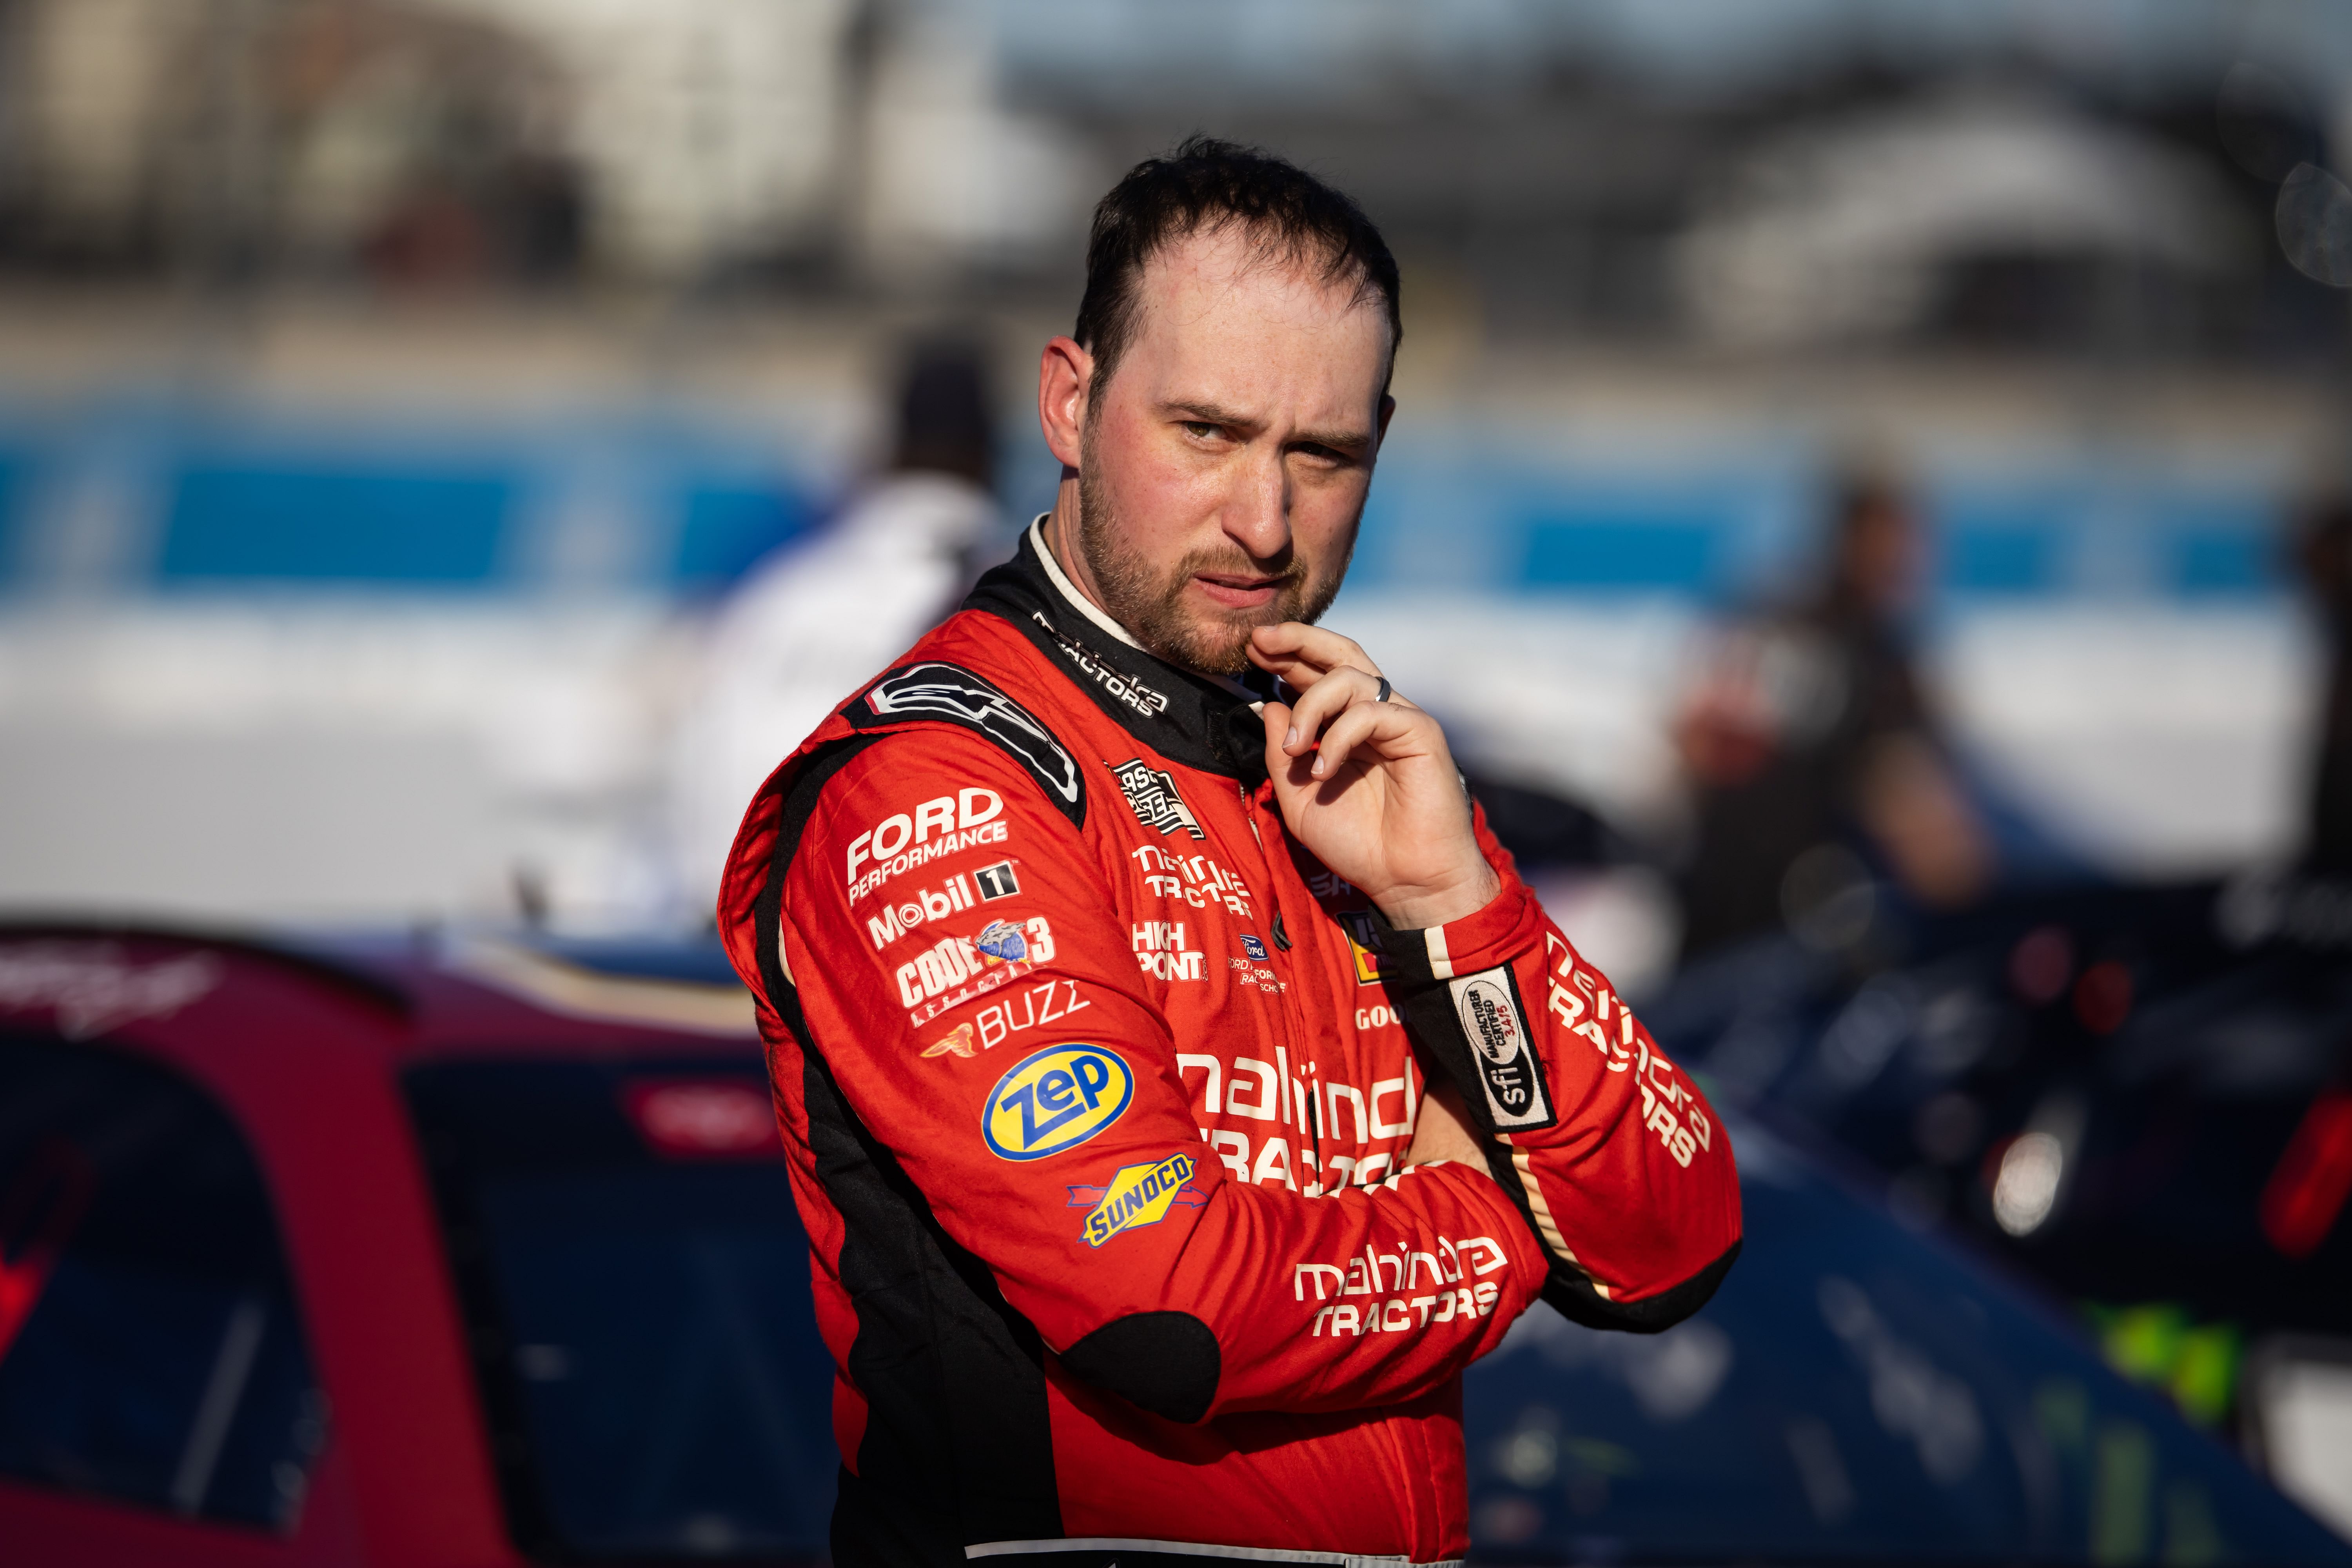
[719,524,1741,1568]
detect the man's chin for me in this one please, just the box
[1141,614,1258,679]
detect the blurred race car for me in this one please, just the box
[0,921,2342,1564]
[1644,867,2352,1536]
[0,924,835,1564]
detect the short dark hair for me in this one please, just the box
[1073,136,1401,401]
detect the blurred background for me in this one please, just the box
[6,0,2352,1558]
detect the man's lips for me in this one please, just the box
[1192,572,1285,609]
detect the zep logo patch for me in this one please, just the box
[982,1044,1133,1161]
[1450,967,1556,1131]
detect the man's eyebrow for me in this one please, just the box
[1163,399,1374,452]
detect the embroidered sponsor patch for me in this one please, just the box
[895,917,1058,1023]
[1240,934,1269,962]
[973,860,1020,900]
[1111,758,1206,840]
[922,1021,978,1059]
[974,918,1028,962]
[1067,1152,1205,1246]
[983,1044,1134,1161]
[853,662,1084,825]
[1448,967,1555,1131]
[1334,910,1388,985]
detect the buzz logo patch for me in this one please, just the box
[983,1044,1133,1161]
[1240,934,1269,962]
[1449,967,1555,1131]
[1111,758,1206,840]
[973,861,1020,900]
[923,1021,977,1059]
[1067,1152,1205,1247]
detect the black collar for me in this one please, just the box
[962,527,1274,785]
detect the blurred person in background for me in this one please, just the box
[668,338,1007,915]
[1675,468,1992,959]
[715,139,1738,1568]
[2296,495,2352,875]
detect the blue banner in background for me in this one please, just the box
[0,403,2291,603]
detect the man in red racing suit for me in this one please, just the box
[718,142,1740,1568]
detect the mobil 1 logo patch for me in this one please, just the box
[1449,967,1555,1131]
[1111,758,1205,840]
[973,860,1020,900]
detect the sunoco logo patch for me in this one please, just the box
[1067,1152,1205,1246]
[1450,968,1555,1131]
[983,1044,1134,1161]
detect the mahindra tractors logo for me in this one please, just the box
[1032,612,1173,719]
[1112,758,1205,840]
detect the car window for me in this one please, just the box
[0,1031,328,1530]
[404,1059,833,1562]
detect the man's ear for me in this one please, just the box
[1038,336,1093,469]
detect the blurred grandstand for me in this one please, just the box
[0,0,2346,931]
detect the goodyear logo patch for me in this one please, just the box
[1068,1153,1204,1247]
[983,1044,1133,1161]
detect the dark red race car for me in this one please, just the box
[0,923,835,1566]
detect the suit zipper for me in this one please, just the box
[1239,782,1322,1192]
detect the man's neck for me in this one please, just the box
[1033,511,1144,654]
[1033,508,1260,700]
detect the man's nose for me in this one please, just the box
[1222,446,1292,562]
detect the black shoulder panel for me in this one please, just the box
[755,736,1063,1562]
[846,661,1086,827]
[1057,1311,1221,1425]
[1543,1239,1742,1335]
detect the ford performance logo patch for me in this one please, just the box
[983,1044,1133,1161]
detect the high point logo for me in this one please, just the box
[1112,759,1205,840]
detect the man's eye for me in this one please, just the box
[1182,421,1220,440]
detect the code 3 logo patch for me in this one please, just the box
[1448,967,1555,1131]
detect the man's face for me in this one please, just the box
[1073,223,1393,675]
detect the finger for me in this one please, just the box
[1309,699,1436,779]
[1281,666,1383,755]
[1247,622,1381,686]
[1259,699,1293,767]
[1260,701,1325,795]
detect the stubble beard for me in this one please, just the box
[1074,462,1352,678]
